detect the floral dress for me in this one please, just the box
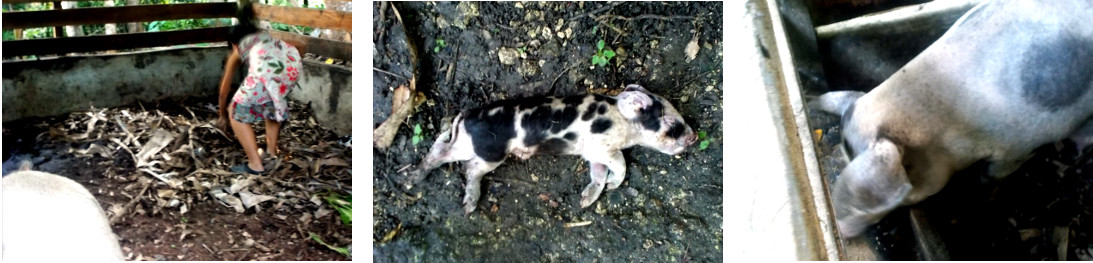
[231,31,302,124]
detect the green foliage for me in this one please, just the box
[22,27,54,39]
[517,46,527,54]
[590,39,616,68]
[269,22,315,35]
[411,124,424,145]
[434,38,447,53]
[322,191,352,226]
[146,19,217,32]
[309,233,351,258]
[3,30,15,41]
[697,131,710,150]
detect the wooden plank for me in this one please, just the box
[2,0,98,4]
[3,27,229,57]
[266,30,351,60]
[3,3,236,30]
[252,4,351,31]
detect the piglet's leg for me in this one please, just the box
[601,151,627,190]
[580,162,609,208]
[1070,117,1093,153]
[462,158,501,214]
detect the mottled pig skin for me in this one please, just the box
[813,0,1093,237]
[407,84,698,214]
[2,168,125,261]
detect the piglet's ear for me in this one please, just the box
[623,84,647,92]
[832,138,910,237]
[617,90,652,120]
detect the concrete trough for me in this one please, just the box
[2,46,351,136]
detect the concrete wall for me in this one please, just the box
[2,46,351,136]
[291,61,352,135]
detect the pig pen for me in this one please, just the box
[372,2,723,262]
[769,0,1093,260]
[1,46,353,261]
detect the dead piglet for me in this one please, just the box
[408,84,698,213]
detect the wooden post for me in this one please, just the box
[126,0,142,33]
[103,0,116,35]
[51,1,61,38]
[60,1,84,37]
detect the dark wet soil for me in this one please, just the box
[373,2,723,262]
[2,97,351,261]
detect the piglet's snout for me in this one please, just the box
[685,132,698,146]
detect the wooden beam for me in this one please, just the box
[266,30,351,60]
[1,0,100,4]
[3,27,229,57]
[252,3,351,31]
[3,3,236,30]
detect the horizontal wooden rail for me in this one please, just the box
[266,30,351,60]
[3,3,236,30]
[1,0,102,3]
[252,4,351,31]
[3,27,229,57]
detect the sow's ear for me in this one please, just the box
[812,91,865,116]
[617,89,654,120]
[832,137,911,237]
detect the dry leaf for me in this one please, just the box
[374,84,416,149]
[685,33,700,62]
[239,190,276,209]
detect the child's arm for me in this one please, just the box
[218,47,241,122]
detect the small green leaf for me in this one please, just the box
[597,39,605,51]
[518,46,527,53]
[275,68,283,74]
[592,56,605,66]
[413,124,422,135]
[309,233,351,257]
[434,46,440,53]
[699,140,710,150]
[412,135,422,145]
[698,131,707,139]
[603,50,615,59]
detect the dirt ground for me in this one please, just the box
[372,2,723,262]
[2,98,352,261]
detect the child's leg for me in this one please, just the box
[264,119,281,156]
[229,105,265,172]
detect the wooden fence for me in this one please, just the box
[1,0,351,60]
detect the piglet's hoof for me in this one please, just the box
[463,202,477,215]
[580,196,596,208]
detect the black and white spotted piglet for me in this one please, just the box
[407,84,698,214]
